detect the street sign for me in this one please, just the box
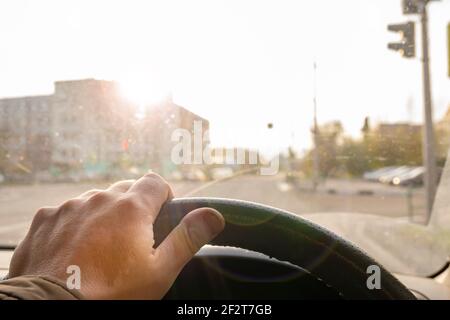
[387,22,415,58]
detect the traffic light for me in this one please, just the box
[402,0,441,15]
[402,0,421,14]
[387,21,415,58]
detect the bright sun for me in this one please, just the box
[118,73,171,107]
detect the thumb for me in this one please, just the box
[155,207,225,283]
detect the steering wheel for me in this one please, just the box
[154,197,415,300]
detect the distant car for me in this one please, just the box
[183,169,208,181]
[392,167,424,186]
[210,167,234,180]
[378,166,413,184]
[170,170,184,181]
[363,166,396,182]
[285,170,305,183]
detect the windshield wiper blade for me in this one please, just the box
[0,245,16,250]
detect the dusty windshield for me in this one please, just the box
[0,0,450,277]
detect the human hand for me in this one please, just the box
[8,173,225,299]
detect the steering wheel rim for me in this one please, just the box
[155,197,415,300]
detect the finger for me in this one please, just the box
[107,179,136,193]
[127,173,174,218]
[155,208,225,284]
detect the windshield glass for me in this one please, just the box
[0,0,449,277]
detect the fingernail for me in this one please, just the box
[188,208,225,247]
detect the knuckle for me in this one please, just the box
[81,189,103,198]
[144,173,170,188]
[60,198,82,212]
[144,172,160,180]
[182,226,199,256]
[110,179,135,188]
[88,190,115,206]
[34,207,53,221]
[114,195,144,214]
[30,207,56,230]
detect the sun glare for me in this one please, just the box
[118,73,171,108]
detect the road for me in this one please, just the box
[0,174,425,246]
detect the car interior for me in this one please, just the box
[0,0,450,300]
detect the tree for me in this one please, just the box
[299,121,344,178]
[299,119,426,179]
[0,129,9,173]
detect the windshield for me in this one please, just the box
[0,0,449,277]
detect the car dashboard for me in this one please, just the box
[1,246,450,300]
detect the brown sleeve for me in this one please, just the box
[0,275,83,300]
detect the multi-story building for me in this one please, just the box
[128,95,210,176]
[0,95,53,177]
[50,79,134,171]
[0,79,209,181]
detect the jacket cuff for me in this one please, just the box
[0,275,84,300]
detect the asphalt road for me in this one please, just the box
[0,174,425,246]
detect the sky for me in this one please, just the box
[0,0,449,155]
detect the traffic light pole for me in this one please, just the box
[420,4,437,223]
[312,62,320,192]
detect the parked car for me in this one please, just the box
[378,166,413,184]
[363,166,396,182]
[183,168,208,181]
[392,167,425,186]
[210,167,234,180]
